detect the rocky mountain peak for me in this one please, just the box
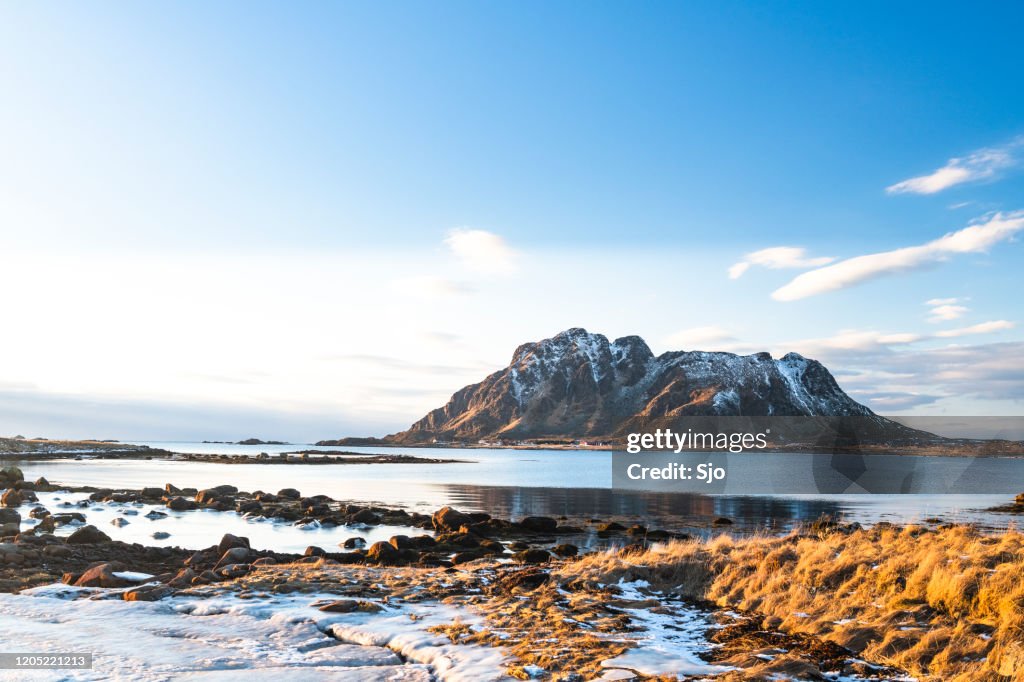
[388,328,879,444]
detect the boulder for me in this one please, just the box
[152,531,171,540]
[1,489,23,507]
[140,487,164,499]
[217,563,251,579]
[518,516,558,533]
[166,497,197,511]
[318,599,382,613]
[388,535,413,550]
[124,584,174,601]
[28,507,50,519]
[217,533,250,554]
[552,543,579,557]
[1,466,24,482]
[145,510,168,520]
[432,506,473,532]
[342,537,366,549]
[712,517,734,525]
[35,517,55,534]
[304,546,326,557]
[214,546,250,569]
[52,512,86,525]
[0,509,20,526]
[277,488,301,500]
[74,563,132,588]
[365,541,401,565]
[110,518,130,527]
[168,567,197,588]
[349,509,381,525]
[66,525,112,544]
[512,549,551,564]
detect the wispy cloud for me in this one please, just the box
[771,211,1024,301]
[934,320,1014,338]
[925,297,969,322]
[444,228,520,274]
[887,138,1021,195]
[727,246,834,279]
[665,325,740,349]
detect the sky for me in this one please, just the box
[0,2,1022,441]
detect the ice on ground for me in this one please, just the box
[0,584,514,682]
[599,580,733,678]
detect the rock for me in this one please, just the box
[277,488,301,500]
[365,540,401,565]
[110,517,130,527]
[140,487,164,499]
[318,599,382,613]
[165,483,182,495]
[496,568,549,592]
[1,489,23,507]
[66,525,112,544]
[713,517,734,525]
[211,484,238,495]
[195,489,227,506]
[34,477,50,487]
[53,512,87,525]
[349,509,381,525]
[518,516,558,533]
[1,466,23,482]
[28,507,50,519]
[166,497,197,511]
[597,522,626,532]
[512,549,551,564]
[214,546,250,569]
[217,563,251,579]
[74,563,132,588]
[552,544,579,557]
[145,510,168,520]
[237,500,262,514]
[124,584,173,601]
[152,532,171,540]
[342,537,366,549]
[217,533,250,554]
[42,544,71,558]
[252,557,277,566]
[432,506,473,532]
[388,535,413,550]
[0,509,20,526]
[1,523,18,536]
[35,517,55,533]
[627,524,647,536]
[304,546,326,557]
[167,567,196,588]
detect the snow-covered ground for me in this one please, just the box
[0,584,511,682]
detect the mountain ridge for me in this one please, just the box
[374,327,919,445]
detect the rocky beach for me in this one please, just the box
[3,458,1024,680]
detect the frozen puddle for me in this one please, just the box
[598,580,732,679]
[0,584,512,681]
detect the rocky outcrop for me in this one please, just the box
[384,328,916,444]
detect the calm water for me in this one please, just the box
[9,442,1021,533]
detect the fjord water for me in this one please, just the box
[12,442,1023,532]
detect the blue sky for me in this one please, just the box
[0,3,1022,439]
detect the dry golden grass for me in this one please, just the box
[558,523,1024,681]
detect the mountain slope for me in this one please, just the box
[387,328,916,445]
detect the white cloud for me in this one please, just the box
[887,139,1020,195]
[934,320,1014,338]
[925,297,969,322]
[444,228,519,274]
[727,246,834,279]
[665,325,738,349]
[772,211,1024,301]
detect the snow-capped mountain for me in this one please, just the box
[387,328,914,444]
